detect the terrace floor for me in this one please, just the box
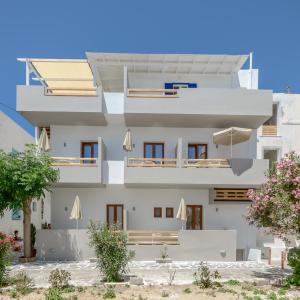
[9,260,291,288]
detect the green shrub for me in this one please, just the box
[225,279,240,286]
[193,262,221,289]
[267,291,278,300]
[285,247,300,286]
[183,287,192,293]
[45,288,63,300]
[161,290,169,297]
[11,272,33,295]
[253,288,267,295]
[48,269,71,289]
[103,286,116,299]
[88,221,134,282]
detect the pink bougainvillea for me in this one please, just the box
[247,151,300,241]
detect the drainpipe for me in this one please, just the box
[177,138,183,168]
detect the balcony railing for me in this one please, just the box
[52,157,98,167]
[127,158,230,168]
[127,157,177,167]
[127,88,178,98]
[262,125,277,136]
[183,159,230,168]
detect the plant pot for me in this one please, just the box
[31,248,37,257]
[19,256,36,263]
[155,258,172,263]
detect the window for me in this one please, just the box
[154,207,162,218]
[81,142,98,164]
[166,207,174,218]
[144,143,164,160]
[263,149,279,170]
[12,209,21,221]
[188,144,207,159]
[165,83,197,89]
[32,201,37,212]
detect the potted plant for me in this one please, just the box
[156,246,172,263]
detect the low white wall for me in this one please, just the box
[130,230,236,261]
[36,229,236,261]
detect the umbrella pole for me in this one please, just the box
[230,132,233,158]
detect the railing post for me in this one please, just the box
[177,138,183,168]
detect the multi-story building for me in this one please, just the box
[0,111,48,235]
[16,53,272,261]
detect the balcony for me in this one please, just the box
[16,85,106,126]
[124,157,268,188]
[125,87,272,128]
[51,137,105,187]
[261,125,278,136]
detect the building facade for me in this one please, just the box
[258,92,300,166]
[16,53,273,261]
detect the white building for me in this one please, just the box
[258,92,300,166]
[0,111,47,236]
[16,53,273,261]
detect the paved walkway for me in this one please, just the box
[9,260,291,288]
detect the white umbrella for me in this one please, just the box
[176,198,187,230]
[70,195,82,230]
[213,127,252,158]
[123,129,133,152]
[37,128,51,151]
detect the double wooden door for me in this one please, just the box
[186,205,203,230]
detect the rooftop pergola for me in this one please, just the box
[18,53,249,94]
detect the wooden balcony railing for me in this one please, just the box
[262,125,278,136]
[214,188,250,201]
[127,158,177,167]
[127,230,179,245]
[52,157,98,167]
[183,159,230,168]
[127,88,178,98]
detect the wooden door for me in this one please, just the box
[106,204,124,228]
[186,205,203,230]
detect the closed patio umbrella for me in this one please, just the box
[176,198,187,230]
[37,128,51,152]
[213,127,252,158]
[123,129,133,152]
[70,195,82,230]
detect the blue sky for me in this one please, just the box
[0,0,299,135]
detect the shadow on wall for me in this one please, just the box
[229,159,254,176]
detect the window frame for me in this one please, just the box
[154,207,162,218]
[144,142,165,159]
[166,207,174,218]
[188,143,208,159]
[81,141,98,162]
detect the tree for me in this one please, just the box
[0,145,59,258]
[247,151,300,241]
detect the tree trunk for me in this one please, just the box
[23,198,32,258]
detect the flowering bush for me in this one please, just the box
[247,151,300,285]
[247,151,300,240]
[0,231,15,285]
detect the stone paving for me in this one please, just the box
[8,260,291,288]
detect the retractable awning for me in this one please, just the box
[27,59,97,96]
